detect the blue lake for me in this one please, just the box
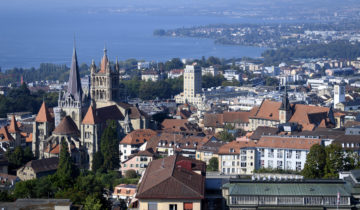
[0,10,266,70]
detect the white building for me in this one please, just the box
[334,83,345,107]
[218,136,322,175]
[224,70,240,81]
[137,61,150,70]
[202,66,220,76]
[141,70,160,82]
[167,69,184,79]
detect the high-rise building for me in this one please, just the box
[175,64,204,107]
[334,83,345,107]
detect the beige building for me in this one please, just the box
[218,141,255,175]
[175,64,204,108]
[17,157,58,181]
[195,137,225,165]
[136,155,205,210]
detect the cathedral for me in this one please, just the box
[32,46,149,169]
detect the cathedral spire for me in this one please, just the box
[115,56,120,72]
[99,46,109,74]
[67,45,83,101]
[279,84,290,111]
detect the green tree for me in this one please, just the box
[13,179,37,198]
[100,120,120,172]
[324,143,344,178]
[208,157,219,171]
[302,144,326,178]
[265,77,279,86]
[0,190,14,202]
[55,140,78,189]
[92,151,104,173]
[84,194,102,210]
[216,130,235,142]
[125,169,137,179]
[7,146,25,170]
[164,58,184,71]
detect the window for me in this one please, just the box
[286,161,292,170]
[277,161,283,169]
[259,148,265,157]
[268,149,274,158]
[268,160,273,168]
[287,150,292,158]
[241,156,247,161]
[296,162,302,171]
[277,149,283,158]
[261,160,265,168]
[241,162,247,167]
[296,151,301,159]
[241,150,246,155]
[169,204,177,210]
[148,202,157,210]
[184,202,193,210]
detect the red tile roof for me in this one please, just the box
[0,126,14,142]
[218,136,321,155]
[250,100,282,121]
[35,102,53,123]
[136,155,205,200]
[82,105,98,125]
[8,115,20,133]
[120,129,157,145]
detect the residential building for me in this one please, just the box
[120,149,156,175]
[195,137,225,165]
[112,184,137,205]
[223,70,240,81]
[218,136,321,175]
[168,69,184,79]
[16,157,58,181]
[141,70,160,82]
[146,133,209,158]
[203,111,252,133]
[136,155,205,210]
[138,61,150,70]
[202,66,220,76]
[119,129,157,162]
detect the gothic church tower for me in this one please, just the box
[90,48,120,108]
[54,46,84,129]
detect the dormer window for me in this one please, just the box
[230,148,235,153]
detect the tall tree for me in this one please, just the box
[92,151,104,173]
[208,157,219,171]
[302,144,326,178]
[324,143,344,178]
[55,140,78,189]
[100,120,120,171]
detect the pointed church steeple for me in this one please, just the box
[67,46,83,101]
[279,85,290,111]
[115,56,120,72]
[99,47,109,74]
